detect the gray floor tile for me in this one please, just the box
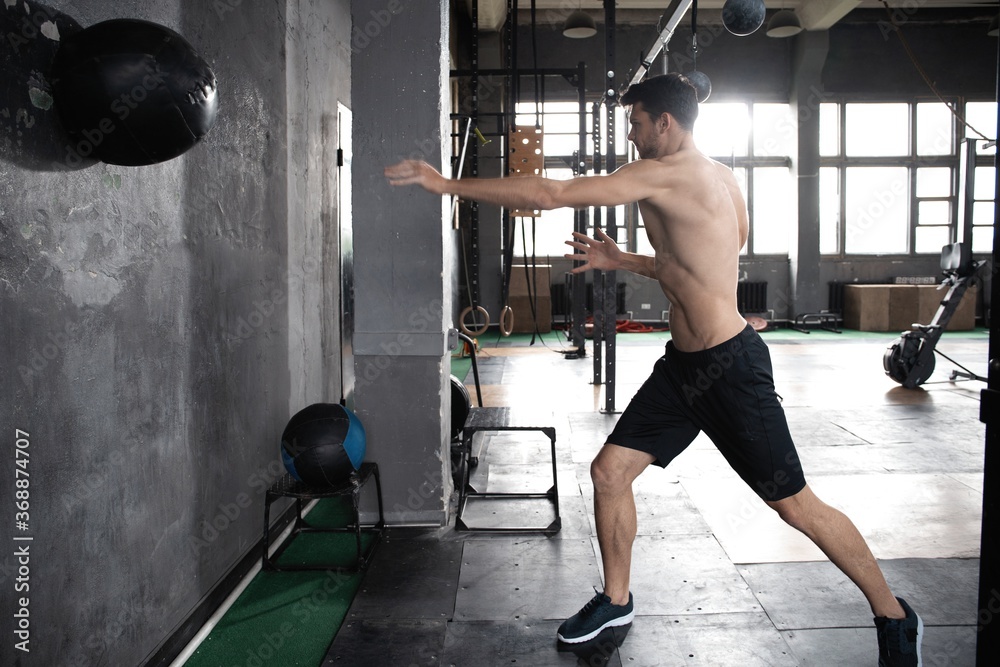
[597,534,762,616]
[578,478,714,537]
[455,537,600,621]
[345,528,463,621]
[324,618,447,666]
[782,624,977,667]
[440,619,617,666]
[618,613,797,667]
[740,558,979,630]
[798,440,985,476]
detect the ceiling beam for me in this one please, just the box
[470,0,508,32]
[798,0,861,31]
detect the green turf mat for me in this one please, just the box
[274,531,379,569]
[450,356,472,383]
[187,569,362,667]
[185,497,367,667]
[463,326,988,348]
[299,495,356,528]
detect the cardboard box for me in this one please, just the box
[843,285,891,331]
[915,284,977,330]
[887,285,918,333]
[508,266,553,332]
[508,296,551,333]
[510,265,551,297]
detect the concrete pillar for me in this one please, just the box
[789,31,830,317]
[351,0,454,524]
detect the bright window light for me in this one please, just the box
[846,103,909,157]
[845,166,909,254]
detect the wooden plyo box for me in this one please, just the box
[509,265,551,333]
[887,286,919,332]
[845,284,978,332]
[915,284,977,330]
[843,285,892,331]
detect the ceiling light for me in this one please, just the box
[563,10,597,39]
[766,10,803,38]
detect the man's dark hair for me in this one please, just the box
[620,73,699,131]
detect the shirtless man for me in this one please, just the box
[385,73,922,666]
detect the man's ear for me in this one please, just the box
[658,112,673,133]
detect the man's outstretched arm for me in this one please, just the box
[385,159,662,211]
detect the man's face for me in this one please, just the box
[626,102,662,160]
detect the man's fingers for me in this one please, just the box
[384,160,421,178]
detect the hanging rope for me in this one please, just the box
[879,0,993,142]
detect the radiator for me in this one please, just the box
[828,282,846,314]
[736,281,768,314]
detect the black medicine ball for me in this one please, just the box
[51,18,219,166]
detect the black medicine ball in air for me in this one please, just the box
[722,0,766,36]
[51,19,219,166]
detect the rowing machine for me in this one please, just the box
[883,242,987,389]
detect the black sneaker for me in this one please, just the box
[875,597,923,666]
[557,590,635,644]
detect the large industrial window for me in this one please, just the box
[693,102,795,256]
[510,103,583,258]
[818,99,996,256]
[511,101,794,259]
[965,101,998,254]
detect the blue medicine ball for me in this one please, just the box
[280,404,366,487]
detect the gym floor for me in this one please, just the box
[325,328,986,666]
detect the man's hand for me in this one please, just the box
[564,229,623,274]
[385,160,448,195]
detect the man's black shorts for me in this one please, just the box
[607,323,806,501]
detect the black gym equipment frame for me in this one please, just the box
[975,39,999,667]
[590,0,693,413]
[450,1,589,352]
[450,65,588,346]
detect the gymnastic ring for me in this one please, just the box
[500,305,514,337]
[459,305,490,337]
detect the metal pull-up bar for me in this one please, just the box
[629,0,693,87]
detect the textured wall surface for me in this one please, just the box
[0,0,351,664]
[351,0,454,525]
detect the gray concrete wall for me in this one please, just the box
[0,0,351,663]
[351,0,454,525]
